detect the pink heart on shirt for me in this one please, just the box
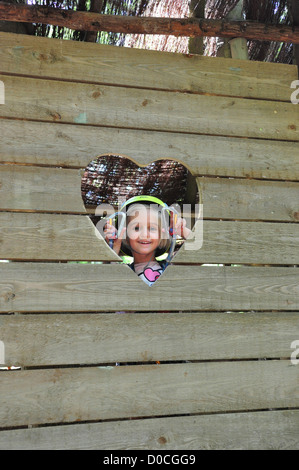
[144,268,161,282]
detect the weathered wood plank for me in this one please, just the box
[0,165,85,213]
[1,75,298,141]
[1,213,299,264]
[1,311,297,367]
[1,120,299,181]
[0,212,118,261]
[177,220,299,264]
[1,263,298,312]
[0,410,298,450]
[0,361,297,427]
[1,165,299,222]
[0,32,296,101]
[197,177,299,223]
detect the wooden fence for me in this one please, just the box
[0,31,298,449]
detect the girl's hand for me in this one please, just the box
[174,216,191,240]
[104,223,126,255]
[104,223,117,242]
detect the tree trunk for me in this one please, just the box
[189,0,205,55]
[217,1,249,59]
[85,0,103,42]
[228,1,248,60]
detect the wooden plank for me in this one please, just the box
[0,361,297,427]
[0,165,85,213]
[1,120,299,181]
[197,177,299,223]
[1,75,298,141]
[0,32,297,101]
[1,311,297,367]
[0,410,298,450]
[0,213,119,261]
[1,213,299,264]
[1,6,299,44]
[1,263,299,312]
[179,220,299,265]
[1,165,299,222]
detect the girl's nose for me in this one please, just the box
[140,226,149,238]
[137,226,149,239]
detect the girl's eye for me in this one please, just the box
[134,225,140,231]
[149,226,158,232]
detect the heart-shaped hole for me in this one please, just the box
[81,155,199,286]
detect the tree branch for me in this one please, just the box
[0,2,298,43]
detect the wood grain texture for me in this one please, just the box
[1,311,297,367]
[0,32,297,101]
[176,220,299,264]
[0,165,85,213]
[1,30,298,452]
[1,165,299,222]
[1,212,299,264]
[1,74,298,141]
[0,212,119,261]
[1,6,298,43]
[197,176,299,222]
[0,410,298,450]
[0,361,297,427]
[1,119,299,181]
[1,263,299,312]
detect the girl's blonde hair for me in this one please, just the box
[121,203,171,257]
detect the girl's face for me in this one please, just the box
[126,207,161,258]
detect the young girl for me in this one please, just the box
[104,196,191,286]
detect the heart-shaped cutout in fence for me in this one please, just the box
[81,155,199,286]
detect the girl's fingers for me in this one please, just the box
[104,223,116,234]
[118,227,127,239]
[104,230,117,242]
[104,223,115,232]
[173,217,187,236]
[105,227,126,242]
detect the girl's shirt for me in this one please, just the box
[130,260,166,287]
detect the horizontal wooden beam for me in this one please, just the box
[1,311,297,367]
[1,263,299,312]
[0,410,298,450]
[0,361,297,427]
[0,2,299,43]
[1,75,298,141]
